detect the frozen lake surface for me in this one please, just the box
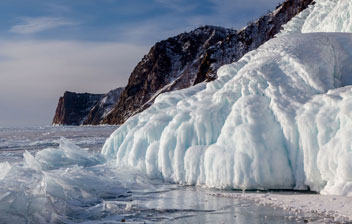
[0,126,327,223]
[0,126,116,162]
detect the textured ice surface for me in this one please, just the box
[297,86,352,195]
[0,137,154,223]
[103,0,352,195]
[302,0,352,33]
[280,0,352,35]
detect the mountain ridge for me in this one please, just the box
[53,0,314,125]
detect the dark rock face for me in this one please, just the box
[103,26,236,124]
[53,88,124,125]
[52,91,104,125]
[103,0,313,125]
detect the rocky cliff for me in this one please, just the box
[52,91,104,125]
[53,88,123,125]
[53,0,314,125]
[103,26,236,124]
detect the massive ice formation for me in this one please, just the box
[297,87,352,195]
[103,0,352,195]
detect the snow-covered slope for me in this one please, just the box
[103,0,352,195]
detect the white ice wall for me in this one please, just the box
[103,0,352,195]
[297,86,352,195]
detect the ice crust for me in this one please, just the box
[103,0,352,195]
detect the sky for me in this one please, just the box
[0,0,281,127]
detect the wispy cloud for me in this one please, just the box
[154,0,196,13]
[10,17,76,34]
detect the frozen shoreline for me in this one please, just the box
[210,191,352,223]
[1,127,350,223]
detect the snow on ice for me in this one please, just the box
[103,0,352,196]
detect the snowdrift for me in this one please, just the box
[103,0,352,195]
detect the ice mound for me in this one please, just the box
[23,137,105,171]
[0,162,11,179]
[103,32,352,193]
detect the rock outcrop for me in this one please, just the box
[52,91,104,125]
[53,88,124,125]
[103,26,236,124]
